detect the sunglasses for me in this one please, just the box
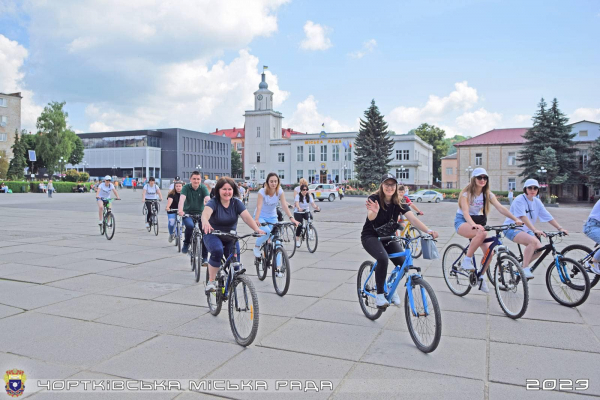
[526,186,539,190]
[475,175,488,181]
[301,189,308,191]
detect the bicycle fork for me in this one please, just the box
[406,274,429,317]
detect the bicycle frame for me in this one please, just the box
[451,235,504,280]
[515,235,572,284]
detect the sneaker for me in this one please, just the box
[479,278,489,293]
[205,280,216,293]
[376,293,389,308]
[275,270,284,278]
[145,222,150,228]
[390,291,401,306]
[461,257,475,271]
[98,220,103,225]
[522,267,534,280]
[202,258,208,267]
[296,239,301,248]
[168,233,174,243]
[590,261,600,275]
[253,246,262,258]
[182,243,189,254]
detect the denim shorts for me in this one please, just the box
[504,228,534,242]
[584,218,600,244]
[454,213,467,233]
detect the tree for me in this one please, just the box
[0,150,9,179]
[518,98,551,179]
[444,134,470,155]
[547,98,577,183]
[66,130,84,165]
[414,123,449,182]
[36,101,76,175]
[231,148,242,178]
[585,136,600,190]
[354,99,394,188]
[7,130,27,180]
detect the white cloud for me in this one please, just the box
[287,95,352,133]
[455,108,502,135]
[514,114,531,124]
[300,21,332,51]
[348,39,377,59]
[571,108,600,122]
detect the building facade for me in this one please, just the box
[441,153,458,188]
[0,92,22,159]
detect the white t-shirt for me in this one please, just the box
[456,192,495,216]
[97,183,115,199]
[508,191,514,199]
[294,194,315,212]
[503,194,554,234]
[238,186,246,198]
[588,199,600,222]
[257,187,283,218]
[144,184,159,200]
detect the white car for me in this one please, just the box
[408,190,444,203]
[308,184,338,202]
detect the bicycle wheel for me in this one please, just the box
[272,247,291,296]
[142,203,147,215]
[561,244,600,288]
[407,227,422,258]
[190,236,197,272]
[281,224,297,259]
[228,274,259,346]
[255,247,268,281]
[442,244,472,296]
[104,213,116,240]
[357,261,383,320]
[99,216,105,235]
[493,254,529,319]
[146,217,152,232]
[194,235,202,283]
[153,216,159,236]
[156,202,160,213]
[546,257,590,307]
[176,224,182,253]
[206,268,223,316]
[404,277,442,353]
[306,224,318,253]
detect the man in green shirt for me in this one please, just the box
[178,171,210,258]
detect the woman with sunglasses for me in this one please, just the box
[503,179,568,279]
[454,168,523,293]
[294,184,320,247]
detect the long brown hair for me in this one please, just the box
[460,176,491,215]
[375,181,400,211]
[298,185,310,204]
[168,182,183,197]
[264,172,281,196]
[214,177,240,203]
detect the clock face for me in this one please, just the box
[257,94,263,100]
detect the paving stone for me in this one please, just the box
[297,298,397,328]
[96,301,203,332]
[0,264,87,284]
[489,298,585,323]
[292,268,356,282]
[52,258,130,273]
[324,282,358,302]
[0,303,23,319]
[48,274,137,294]
[255,293,318,318]
[578,300,600,326]
[35,294,146,321]
[385,309,488,340]
[154,284,209,308]
[98,281,189,300]
[0,284,85,310]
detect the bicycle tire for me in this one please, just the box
[99,216,105,235]
[256,246,268,281]
[282,224,297,259]
[272,247,291,296]
[493,254,529,319]
[545,257,590,307]
[146,218,151,232]
[404,277,442,353]
[486,260,495,288]
[206,268,223,316]
[177,224,182,253]
[561,244,600,288]
[357,261,383,320]
[407,227,422,258]
[156,201,160,213]
[104,213,116,240]
[194,235,201,283]
[142,203,147,215]
[442,244,472,296]
[228,274,259,346]
[306,224,318,253]
[153,216,159,236]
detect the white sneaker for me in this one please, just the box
[522,267,534,280]
[275,270,284,278]
[296,239,301,248]
[253,246,262,258]
[205,280,216,293]
[98,220,103,225]
[591,261,600,275]
[145,222,150,228]
[479,278,489,293]
[390,291,401,306]
[376,294,389,308]
[461,257,475,271]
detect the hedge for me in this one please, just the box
[0,181,92,193]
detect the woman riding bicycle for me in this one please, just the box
[455,168,522,292]
[294,184,320,247]
[202,177,265,293]
[362,174,438,308]
[142,177,163,229]
[95,175,121,225]
[166,181,183,243]
[253,172,298,260]
[583,199,600,274]
[503,179,568,279]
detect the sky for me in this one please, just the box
[1,0,599,138]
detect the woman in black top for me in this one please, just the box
[166,181,183,242]
[362,174,439,308]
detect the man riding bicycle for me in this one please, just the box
[178,171,210,264]
[142,177,163,228]
[95,175,120,225]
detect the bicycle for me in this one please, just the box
[143,200,160,215]
[167,210,183,252]
[561,243,600,288]
[255,221,294,296]
[398,213,423,258]
[442,224,529,319]
[98,198,120,240]
[205,230,261,347]
[286,209,320,258]
[145,200,160,236]
[508,231,590,307]
[357,235,442,353]
[183,214,203,283]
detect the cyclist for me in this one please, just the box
[202,177,265,292]
[95,175,121,225]
[169,176,181,190]
[166,180,183,242]
[362,174,438,308]
[294,184,320,247]
[583,198,600,274]
[237,182,246,201]
[398,184,423,216]
[253,172,298,260]
[455,168,522,292]
[142,177,163,229]
[177,171,210,262]
[503,179,568,279]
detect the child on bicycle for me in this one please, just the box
[583,199,600,274]
[362,174,438,308]
[503,179,568,279]
[166,180,183,243]
[294,184,321,247]
[397,184,423,231]
[455,168,522,293]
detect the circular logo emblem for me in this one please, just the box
[257,94,263,100]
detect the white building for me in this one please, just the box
[243,74,434,186]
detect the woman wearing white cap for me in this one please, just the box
[503,179,568,279]
[454,168,523,293]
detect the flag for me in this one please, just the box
[263,65,268,70]
[342,141,348,149]
[349,142,352,148]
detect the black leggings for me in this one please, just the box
[145,201,156,223]
[361,236,406,294]
[294,211,311,237]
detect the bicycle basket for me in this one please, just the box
[421,238,439,260]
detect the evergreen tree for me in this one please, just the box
[354,99,394,189]
[585,136,600,189]
[414,123,449,181]
[7,130,27,180]
[518,98,552,179]
[231,148,243,178]
[546,98,577,184]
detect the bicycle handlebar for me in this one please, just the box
[97,198,120,201]
[483,223,517,232]
[378,233,436,242]
[542,231,568,238]
[260,221,295,227]
[210,230,262,239]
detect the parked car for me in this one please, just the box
[308,183,338,201]
[408,190,444,203]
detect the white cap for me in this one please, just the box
[104,175,112,181]
[471,168,488,178]
[523,178,539,188]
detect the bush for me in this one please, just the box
[1,181,30,193]
[65,169,80,182]
[79,172,90,182]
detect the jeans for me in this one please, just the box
[584,218,600,245]
[361,236,406,295]
[183,216,208,259]
[256,216,278,249]
[167,214,177,235]
[203,233,236,268]
[48,189,53,198]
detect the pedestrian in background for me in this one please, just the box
[133,179,137,192]
[47,180,54,198]
[508,188,514,205]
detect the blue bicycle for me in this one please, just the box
[357,235,442,353]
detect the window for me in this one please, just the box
[507,152,516,166]
[257,127,260,137]
[475,153,482,166]
[0,116,6,127]
[278,170,285,180]
[396,168,409,180]
[344,146,352,161]
[508,178,516,191]
[446,182,453,188]
[278,153,285,162]
[273,127,276,137]
[332,169,340,183]
[236,142,242,150]
[309,145,315,162]
[403,150,409,160]
[308,169,316,182]
[0,133,6,141]
[297,170,303,182]
[320,145,327,161]
[396,150,402,160]
[256,152,261,162]
[297,146,303,161]
[332,145,340,161]
[251,169,256,180]
[446,167,453,175]
[0,98,6,107]
[579,149,589,169]
[579,130,588,137]
[260,170,265,180]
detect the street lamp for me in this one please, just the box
[82,160,88,173]
[343,164,347,183]
[251,164,257,186]
[537,166,547,201]
[465,165,473,186]
[59,157,65,177]
[112,164,116,178]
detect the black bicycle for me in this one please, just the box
[561,243,600,288]
[143,200,160,215]
[255,221,294,296]
[287,209,320,258]
[184,214,203,283]
[205,230,261,347]
[145,199,160,236]
[98,198,120,240]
